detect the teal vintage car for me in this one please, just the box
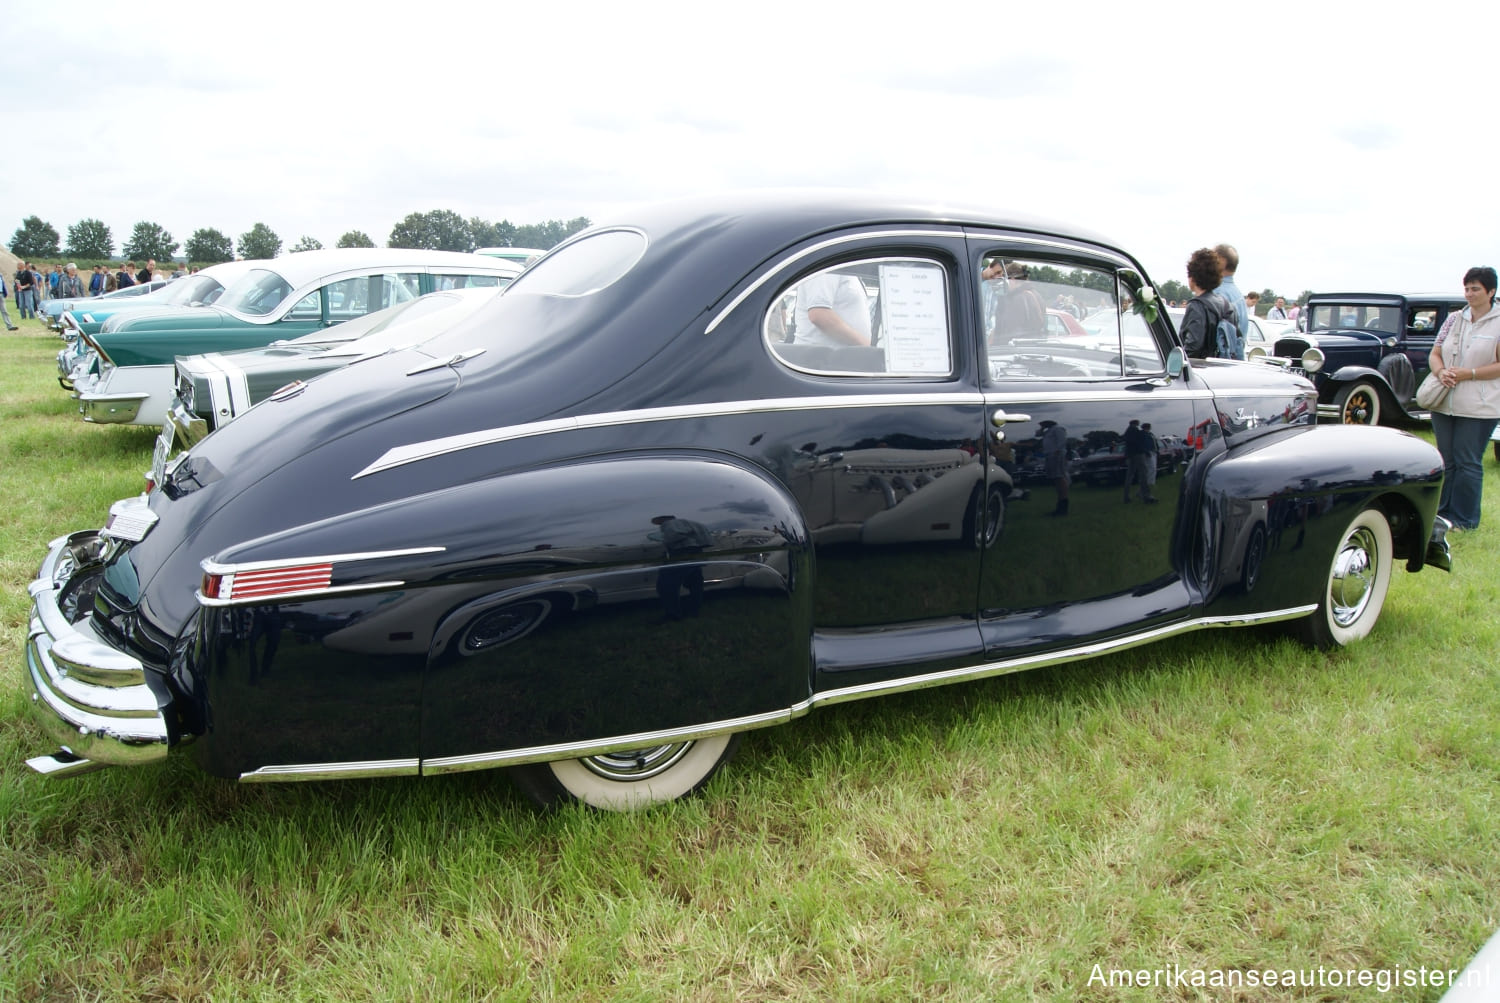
[56,261,260,389]
[168,285,503,445]
[70,248,522,426]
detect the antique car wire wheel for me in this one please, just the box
[1334,381,1382,425]
[1297,507,1392,649]
[511,733,742,811]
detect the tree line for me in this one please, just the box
[6,210,593,266]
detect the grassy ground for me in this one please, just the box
[3,312,1500,1001]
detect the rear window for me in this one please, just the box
[504,229,644,297]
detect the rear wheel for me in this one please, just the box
[1295,507,1392,649]
[1334,381,1382,425]
[509,733,742,811]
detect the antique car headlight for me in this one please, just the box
[1301,347,1325,373]
[1247,345,1269,361]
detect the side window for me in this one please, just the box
[1408,308,1437,332]
[765,257,951,376]
[982,257,1155,380]
[285,289,322,321]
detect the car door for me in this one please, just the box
[969,233,1201,658]
[757,233,993,693]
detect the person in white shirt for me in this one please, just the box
[1266,296,1289,320]
[793,270,871,347]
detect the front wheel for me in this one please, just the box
[1334,381,1382,425]
[1295,507,1393,649]
[509,733,742,811]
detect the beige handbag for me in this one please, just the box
[1415,371,1451,411]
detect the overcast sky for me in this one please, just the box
[5,1,1494,297]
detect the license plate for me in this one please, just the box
[151,421,175,489]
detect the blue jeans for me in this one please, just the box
[1431,411,1499,529]
[17,289,35,319]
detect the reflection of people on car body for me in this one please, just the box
[1040,420,1070,516]
[651,515,713,618]
[1122,419,1158,503]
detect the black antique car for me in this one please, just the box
[1255,291,1466,425]
[23,193,1452,811]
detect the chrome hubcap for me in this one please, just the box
[579,743,694,782]
[1329,527,1379,627]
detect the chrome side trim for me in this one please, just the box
[201,545,446,576]
[240,758,420,782]
[393,607,1316,780]
[704,227,965,334]
[353,392,988,478]
[420,703,813,774]
[982,388,1213,404]
[813,606,1319,707]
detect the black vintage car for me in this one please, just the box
[1257,291,1466,425]
[23,193,1452,811]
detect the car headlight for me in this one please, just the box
[1301,348,1325,373]
[1247,345,1268,361]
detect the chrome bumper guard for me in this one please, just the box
[24,532,170,772]
[78,390,149,424]
[165,401,208,450]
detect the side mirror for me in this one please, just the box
[1166,346,1186,379]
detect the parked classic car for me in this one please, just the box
[477,247,547,266]
[23,193,1452,812]
[41,278,169,330]
[67,249,522,427]
[1254,291,1466,425]
[56,262,259,390]
[61,261,258,338]
[168,285,503,444]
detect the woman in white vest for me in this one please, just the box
[1427,266,1500,530]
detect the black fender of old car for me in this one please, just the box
[180,451,814,779]
[1191,423,1442,613]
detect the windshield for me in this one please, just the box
[1309,303,1400,334]
[217,268,293,316]
[159,274,225,307]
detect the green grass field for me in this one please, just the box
[3,312,1499,1001]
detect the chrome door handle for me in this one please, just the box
[990,410,1032,427]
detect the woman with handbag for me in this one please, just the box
[1427,266,1500,531]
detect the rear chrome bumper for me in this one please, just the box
[78,390,150,424]
[24,532,170,773]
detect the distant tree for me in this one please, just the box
[1158,280,1190,304]
[66,218,114,259]
[512,216,591,250]
[1297,289,1313,306]
[469,216,517,249]
[185,228,235,266]
[290,235,324,253]
[238,223,282,260]
[10,215,61,258]
[336,229,375,248]
[388,209,472,252]
[122,221,179,262]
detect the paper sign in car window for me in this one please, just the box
[879,263,950,374]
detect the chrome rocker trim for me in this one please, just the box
[238,605,1317,783]
[25,533,170,774]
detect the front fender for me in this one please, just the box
[1196,425,1443,615]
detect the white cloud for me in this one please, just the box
[5,0,1497,294]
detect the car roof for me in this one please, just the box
[587,189,1126,260]
[240,248,521,286]
[1306,291,1462,303]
